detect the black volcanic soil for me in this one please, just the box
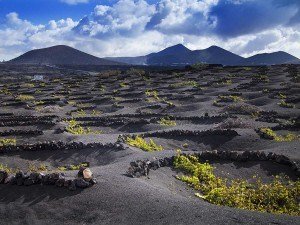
[0,64,299,225]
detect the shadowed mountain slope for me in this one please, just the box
[9,45,122,65]
[9,44,300,66]
[107,44,300,66]
[243,51,300,65]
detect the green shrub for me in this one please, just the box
[0,138,16,146]
[223,103,261,115]
[222,79,232,85]
[214,78,232,86]
[217,95,243,103]
[16,94,35,101]
[100,70,121,77]
[34,100,45,105]
[170,81,199,88]
[158,117,177,126]
[113,90,120,95]
[191,62,207,70]
[22,83,35,88]
[162,99,175,107]
[1,162,47,174]
[58,162,89,171]
[145,90,160,101]
[258,128,299,142]
[212,100,223,107]
[127,68,145,76]
[92,110,102,116]
[243,67,252,71]
[0,164,16,174]
[28,163,48,172]
[174,152,300,216]
[253,74,269,82]
[278,100,295,108]
[291,75,300,83]
[182,143,189,148]
[119,82,129,88]
[278,93,286,99]
[73,109,87,117]
[126,135,163,152]
[0,88,12,95]
[66,119,102,135]
[67,100,76,105]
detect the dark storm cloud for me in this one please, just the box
[241,32,279,54]
[72,0,299,39]
[289,10,300,25]
[208,0,298,37]
[273,0,300,25]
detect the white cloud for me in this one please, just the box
[0,13,77,60]
[184,27,300,59]
[60,0,89,5]
[146,0,218,35]
[0,1,300,61]
[74,0,156,37]
[240,27,300,58]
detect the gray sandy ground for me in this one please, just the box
[0,64,299,224]
[0,149,299,225]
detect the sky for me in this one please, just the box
[0,0,300,60]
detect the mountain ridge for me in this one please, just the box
[8,44,300,66]
[243,51,300,65]
[8,45,122,66]
[107,44,300,66]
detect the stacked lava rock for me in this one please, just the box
[71,167,97,191]
[127,157,174,178]
[127,151,300,178]
[0,167,97,191]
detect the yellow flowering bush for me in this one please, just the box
[174,152,300,216]
[126,135,163,152]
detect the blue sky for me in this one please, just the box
[0,0,105,23]
[0,0,300,60]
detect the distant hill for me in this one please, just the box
[107,44,300,66]
[8,44,300,66]
[106,56,147,65]
[9,45,122,65]
[191,46,244,66]
[147,44,193,65]
[243,51,300,65]
[106,44,192,65]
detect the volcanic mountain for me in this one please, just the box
[9,44,300,66]
[242,51,300,65]
[107,44,300,66]
[9,45,122,65]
